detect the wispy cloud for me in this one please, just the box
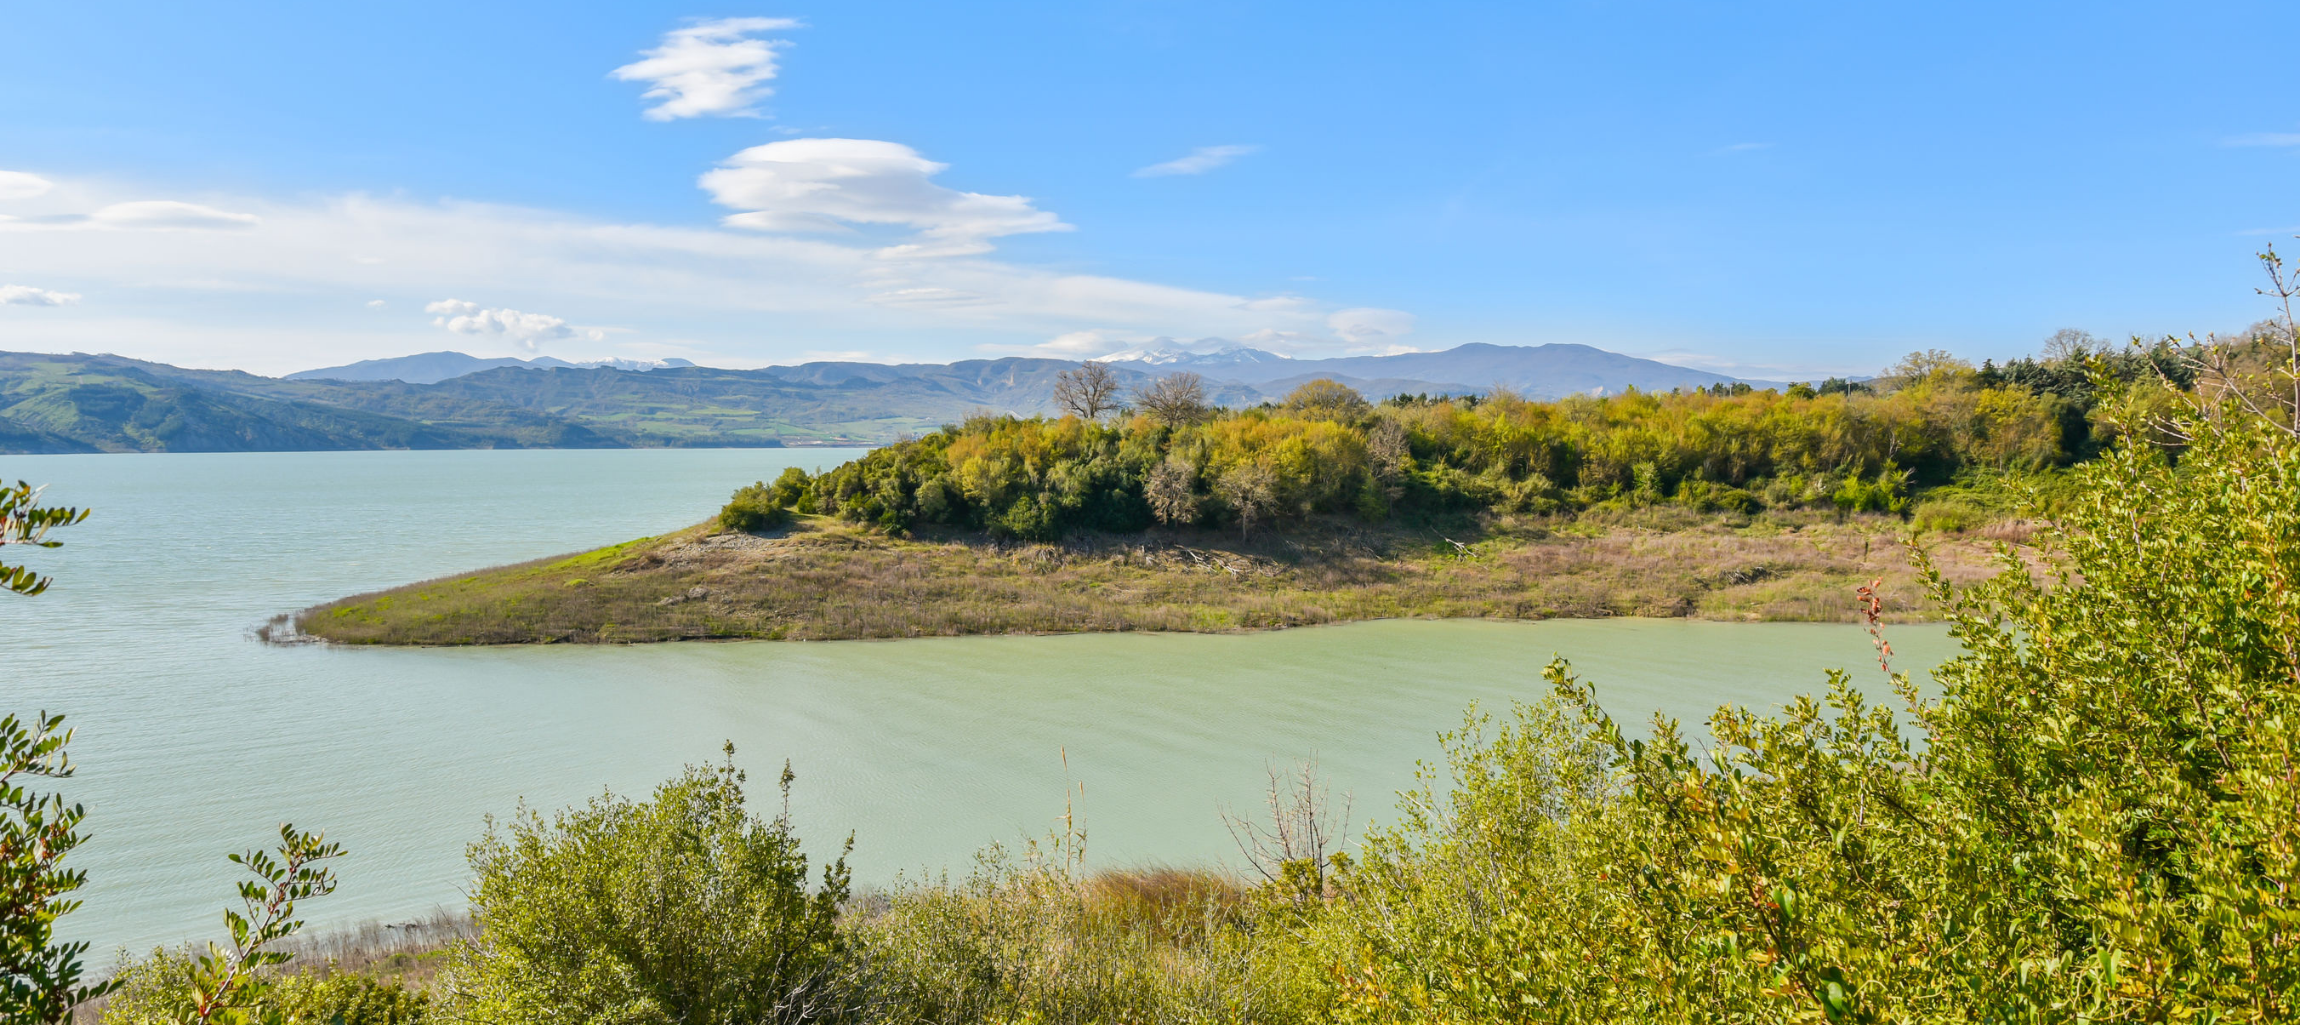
[0,171,54,201]
[1132,144,1260,178]
[612,17,801,121]
[2224,131,2300,148]
[1326,307,1415,348]
[701,138,1069,257]
[0,284,80,307]
[0,199,260,232]
[0,180,1384,372]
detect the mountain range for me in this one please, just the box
[0,343,1780,454]
[286,351,697,384]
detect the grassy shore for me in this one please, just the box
[292,507,2034,646]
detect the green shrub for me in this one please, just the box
[717,482,792,533]
[1305,390,2300,1021]
[1909,495,1986,533]
[447,748,861,1025]
[101,953,427,1025]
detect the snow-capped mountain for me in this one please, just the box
[288,352,694,384]
[1096,344,1291,369]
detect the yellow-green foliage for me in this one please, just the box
[444,750,858,1025]
[100,949,430,1025]
[794,372,2074,540]
[1295,393,2300,1022]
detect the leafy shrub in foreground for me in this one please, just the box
[447,747,861,1025]
[1309,387,2300,1021]
[102,952,428,1025]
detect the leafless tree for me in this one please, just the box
[1133,372,1210,426]
[1215,462,1279,537]
[1222,758,1351,903]
[1366,419,1409,482]
[2151,247,2300,443]
[2042,328,2103,361]
[1146,455,1201,525]
[1052,362,1121,420]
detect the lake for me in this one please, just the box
[0,449,1957,957]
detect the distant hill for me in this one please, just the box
[1112,342,1777,396]
[0,343,1785,454]
[289,351,697,384]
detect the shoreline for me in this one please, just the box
[289,511,2031,648]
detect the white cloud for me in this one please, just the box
[1027,329,1149,357]
[366,299,386,308]
[862,287,995,308]
[612,17,800,121]
[2225,131,2300,148]
[1232,294,1312,313]
[1238,327,1328,351]
[0,199,261,232]
[0,180,1392,373]
[1132,145,1260,178]
[426,298,576,351]
[0,171,54,201]
[92,200,262,230]
[1327,307,1415,347]
[0,284,80,307]
[701,138,1069,256]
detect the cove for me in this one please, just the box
[0,450,1956,956]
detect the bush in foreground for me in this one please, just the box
[1307,380,2300,1020]
[445,747,862,1025]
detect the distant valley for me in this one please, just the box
[0,343,1774,454]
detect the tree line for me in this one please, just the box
[719,343,2192,540]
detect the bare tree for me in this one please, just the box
[2042,328,2103,361]
[1222,758,1351,904]
[1215,462,1279,537]
[1133,372,1210,426]
[2179,245,2300,438]
[1052,362,1121,420]
[1366,418,1410,482]
[1146,455,1201,525]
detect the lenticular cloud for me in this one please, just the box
[612,17,800,121]
[700,138,1069,258]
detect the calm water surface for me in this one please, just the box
[0,450,1955,957]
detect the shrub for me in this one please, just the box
[717,481,792,533]
[1308,389,2300,1021]
[1909,495,1986,533]
[102,953,430,1025]
[448,748,861,1025]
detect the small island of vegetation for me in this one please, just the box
[292,335,2231,645]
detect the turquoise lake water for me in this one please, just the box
[0,449,1956,957]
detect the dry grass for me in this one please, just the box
[293,509,2032,646]
[272,911,472,990]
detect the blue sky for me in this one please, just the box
[2,1,2297,377]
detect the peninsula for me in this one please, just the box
[289,348,2140,645]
